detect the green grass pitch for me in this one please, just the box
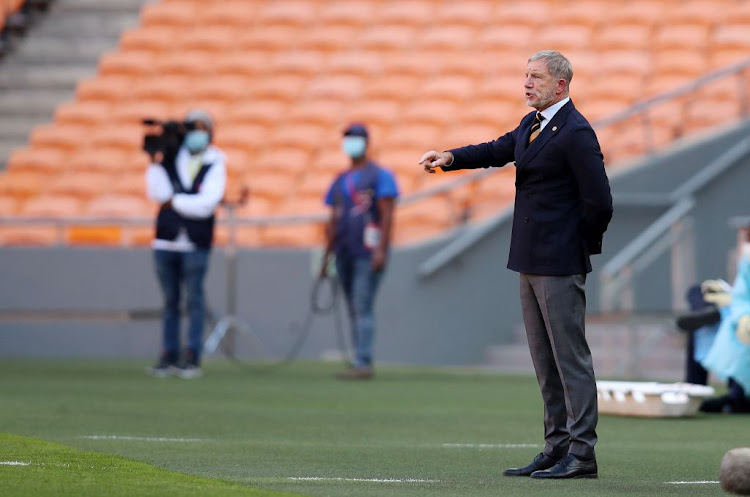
[0,359,741,496]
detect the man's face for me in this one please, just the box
[524,59,561,111]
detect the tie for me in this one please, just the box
[528,112,545,144]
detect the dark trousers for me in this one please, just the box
[520,273,597,460]
[153,249,210,364]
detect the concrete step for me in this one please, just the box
[0,64,95,90]
[31,12,140,37]
[0,90,73,117]
[485,317,687,381]
[54,0,150,12]
[0,117,50,140]
[9,36,120,65]
[0,139,29,169]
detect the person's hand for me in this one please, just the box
[419,150,453,174]
[737,315,750,344]
[371,247,386,272]
[149,151,164,165]
[701,279,732,308]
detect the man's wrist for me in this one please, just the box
[444,151,455,168]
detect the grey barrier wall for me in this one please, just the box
[1,120,749,364]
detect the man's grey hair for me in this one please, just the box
[529,50,573,89]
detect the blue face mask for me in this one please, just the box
[185,130,210,154]
[342,136,367,159]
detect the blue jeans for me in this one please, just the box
[335,255,383,369]
[153,249,210,364]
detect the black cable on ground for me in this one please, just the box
[219,276,351,373]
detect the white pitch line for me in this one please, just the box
[288,477,439,483]
[443,443,539,449]
[666,481,720,484]
[82,435,205,443]
[0,461,29,466]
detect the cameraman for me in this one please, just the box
[145,109,227,379]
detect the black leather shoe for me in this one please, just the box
[531,453,597,479]
[503,452,561,477]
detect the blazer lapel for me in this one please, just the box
[516,100,575,169]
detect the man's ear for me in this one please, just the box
[557,79,567,95]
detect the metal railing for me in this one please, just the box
[1,59,749,249]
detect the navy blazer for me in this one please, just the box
[445,100,613,276]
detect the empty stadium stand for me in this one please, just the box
[1,0,749,248]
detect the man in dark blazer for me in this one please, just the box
[420,50,613,479]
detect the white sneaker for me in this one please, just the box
[176,364,203,379]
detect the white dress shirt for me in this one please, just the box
[538,96,570,132]
[145,145,227,251]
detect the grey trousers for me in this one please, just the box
[519,273,598,460]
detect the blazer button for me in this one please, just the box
[523,217,529,223]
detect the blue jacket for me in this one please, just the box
[446,100,613,276]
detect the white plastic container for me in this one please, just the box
[596,381,715,418]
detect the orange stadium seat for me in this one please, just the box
[109,100,173,125]
[359,25,417,51]
[6,147,68,173]
[120,26,180,52]
[653,50,708,79]
[244,75,308,102]
[0,225,60,247]
[536,25,594,50]
[401,99,460,126]
[98,50,155,78]
[54,101,111,126]
[214,51,270,77]
[378,1,433,27]
[308,150,349,176]
[418,76,475,103]
[287,98,346,127]
[326,51,383,77]
[669,0,725,27]
[253,148,312,176]
[595,24,653,51]
[611,1,665,26]
[46,172,113,200]
[202,1,257,27]
[248,172,295,203]
[555,2,608,28]
[20,194,85,218]
[67,148,145,174]
[178,26,238,52]
[213,124,269,154]
[257,1,318,28]
[318,1,378,28]
[344,99,402,127]
[140,1,196,28]
[653,24,711,50]
[435,1,494,28]
[0,171,46,198]
[493,2,550,28]
[223,100,287,127]
[87,194,153,218]
[29,123,90,150]
[66,225,125,246]
[76,76,138,102]
[300,25,361,52]
[478,26,536,52]
[152,51,216,76]
[419,26,477,50]
[271,51,326,77]
[259,222,325,247]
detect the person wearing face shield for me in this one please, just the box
[320,123,399,380]
[693,228,750,413]
[145,109,227,379]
